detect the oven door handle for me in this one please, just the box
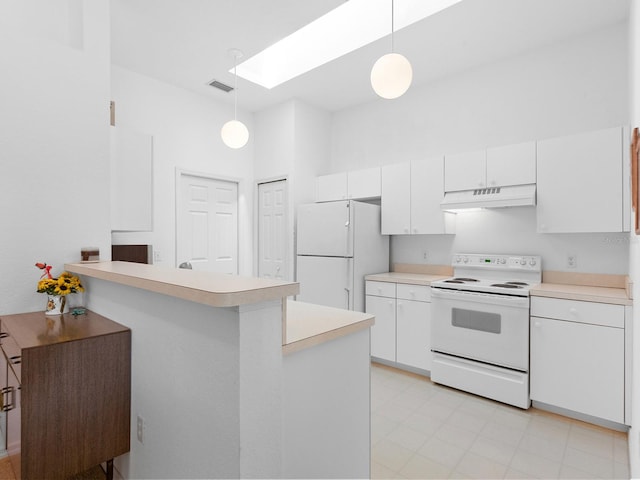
[430,287,530,308]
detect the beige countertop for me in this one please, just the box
[365,272,450,285]
[530,283,632,306]
[367,269,633,306]
[283,300,374,355]
[65,261,299,308]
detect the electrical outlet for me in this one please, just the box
[137,415,144,443]
[422,250,428,262]
[567,254,577,269]
[153,251,161,263]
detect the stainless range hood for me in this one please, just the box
[441,184,536,212]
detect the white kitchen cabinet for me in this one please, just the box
[366,280,432,372]
[316,167,381,202]
[396,284,432,371]
[444,149,486,192]
[486,141,536,187]
[381,163,411,234]
[444,142,536,192]
[316,172,347,202]
[365,282,396,362]
[382,158,455,235]
[536,126,628,233]
[530,297,626,424]
[110,126,153,231]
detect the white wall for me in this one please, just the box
[330,23,629,273]
[0,0,111,315]
[627,1,640,476]
[253,99,330,280]
[110,66,254,275]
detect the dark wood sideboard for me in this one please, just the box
[0,310,131,480]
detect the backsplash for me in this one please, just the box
[390,207,632,274]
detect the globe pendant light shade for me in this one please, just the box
[221,48,249,149]
[370,52,413,99]
[221,119,249,149]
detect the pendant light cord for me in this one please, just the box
[391,0,395,53]
[234,62,238,121]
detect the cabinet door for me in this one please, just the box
[536,127,623,233]
[366,295,396,362]
[347,167,381,200]
[316,172,348,202]
[444,149,486,192]
[110,126,153,232]
[411,157,455,234]
[396,300,431,371]
[381,162,411,235]
[486,141,536,187]
[530,316,624,423]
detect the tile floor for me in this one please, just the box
[371,363,630,479]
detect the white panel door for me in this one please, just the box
[177,173,238,274]
[296,256,352,310]
[297,201,352,257]
[258,180,288,280]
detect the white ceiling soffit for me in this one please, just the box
[109,0,630,113]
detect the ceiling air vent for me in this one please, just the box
[208,79,234,93]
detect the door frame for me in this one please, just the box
[255,175,291,280]
[175,167,241,271]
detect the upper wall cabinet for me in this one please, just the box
[486,141,536,187]
[382,158,455,235]
[110,126,153,232]
[316,167,381,202]
[537,126,629,233]
[444,142,536,192]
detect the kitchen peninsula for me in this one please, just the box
[65,261,373,479]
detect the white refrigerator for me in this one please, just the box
[296,200,389,312]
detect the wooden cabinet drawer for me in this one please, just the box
[530,297,624,328]
[365,281,396,298]
[396,284,430,302]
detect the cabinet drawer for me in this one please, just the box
[365,281,396,298]
[396,284,430,302]
[1,334,21,383]
[530,297,624,328]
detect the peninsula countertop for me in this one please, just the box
[65,261,299,308]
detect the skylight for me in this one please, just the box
[234,0,463,89]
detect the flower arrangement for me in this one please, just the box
[35,263,84,314]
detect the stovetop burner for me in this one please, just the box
[444,277,479,284]
[491,283,523,289]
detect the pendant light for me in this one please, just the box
[221,48,249,149]
[370,0,413,99]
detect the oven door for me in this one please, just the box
[431,288,530,371]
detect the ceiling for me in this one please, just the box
[110,0,630,114]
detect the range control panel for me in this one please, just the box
[453,254,541,272]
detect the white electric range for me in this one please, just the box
[430,253,542,409]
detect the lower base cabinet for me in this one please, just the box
[366,280,432,373]
[0,310,131,480]
[396,299,431,371]
[530,297,626,424]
